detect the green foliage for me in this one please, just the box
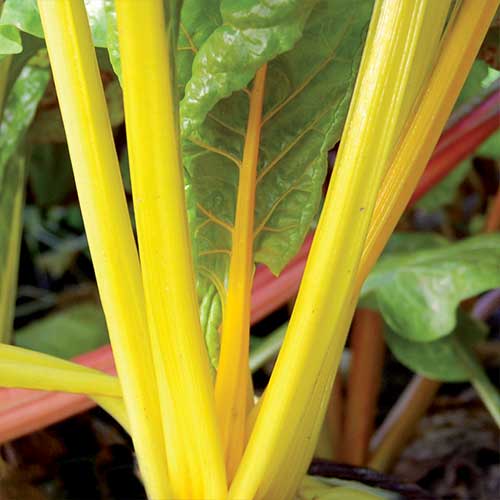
[416,159,473,212]
[180,0,318,134]
[15,302,108,359]
[176,0,221,98]
[103,0,121,79]
[28,144,75,206]
[0,63,49,343]
[362,233,500,342]
[180,0,372,362]
[298,476,393,500]
[477,129,500,159]
[0,0,108,48]
[0,0,42,58]
[0,0,121,78]
[384,311,488,382]
[381,231,448,254]
[455,59,490,108]
[22,203,88,280]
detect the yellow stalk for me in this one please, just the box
[114,1,226,497]
[230,2,453,499]
[357,0,499,287]
[36,2,170,498]
[0,359,130,431]
[0,343,121,397]
[215,64,267,481]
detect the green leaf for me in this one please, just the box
[14,302,109,359]
[0,24,21,57]
[384,311,489,382]
[0,63,49,343]
[180,0,319,135]
[249,323,287,372]
[103,0,121,80]
[28,143,75,206]
[0,65,49,166]
[416,158,473,212]
[453,333,500,426]
[477,129,500,160]
[176,0,221,98]
[0,0,43,40]
[358,231,447,310]
[181,0,373,363]
[0,0,112,62]
[455,60,490,109]
[362,234,500,342]
[381,231,448,254]
[298,476,392,500]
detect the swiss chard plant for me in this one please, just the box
[0,0,499,499]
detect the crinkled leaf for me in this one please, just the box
[180,0,319,135]
[14,303,108,359]
[176,0,221,97]
[416,159,473,212]
[384,311,489,382]
[181,0,373,363]
[0,64,49,343]
[0,0,112,62]
[362,234,500,342]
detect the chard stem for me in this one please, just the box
[114,1,227,497]
[368,376,440,472]
[230,2,462,498]
[485,186,500,233]
[215,64,267,481]
[36,2,170,497]
[0,344,121,397]
[0,359,129,431]
[340,309,385,466]
[357,0,500,287]
[325,375,344,461]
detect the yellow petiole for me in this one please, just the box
[0,344,129,428]
[358,0,500,287]
[215,64,267,482]
[114,1,226,497]
[230,2,455,499]
[36,1,170,497]
[0,343,121,397]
